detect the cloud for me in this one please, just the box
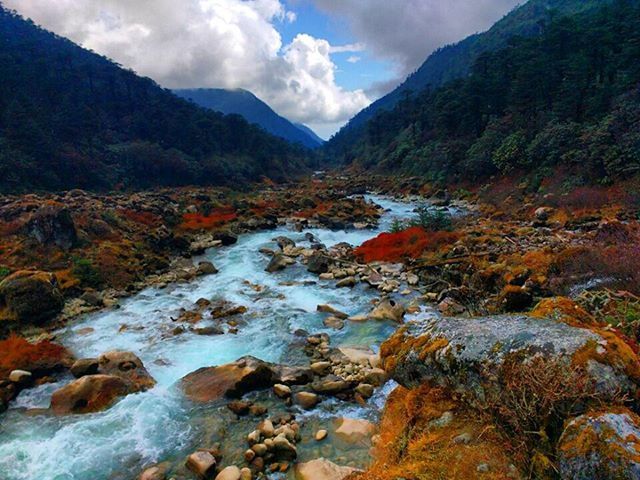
[346,55,361,64]
[309,0,522,78]
[4,0,370,126]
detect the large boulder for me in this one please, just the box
[0,271,64,324]
[50,374,130,414]
[557,409,640,479]
[26,205,77,250]
[333,417,376,446]
[307,253,331,274]
[381,315,640,407]
[97,351,156,391]
[181,356,277,403]
[295,458,360,480]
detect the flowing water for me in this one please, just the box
[0,196,435,480]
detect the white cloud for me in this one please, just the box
[346,55,361,64]
[4,0,370,127]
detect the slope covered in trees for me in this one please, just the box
[328,0,640,186]
[326,0,615,158]
[174,88,323,149]
[0,6,308,193]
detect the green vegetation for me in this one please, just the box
[0,7,309,193]
[388,206,452,233]
[0,267,10,281]
[72,258,103,289]
[329,0,640,186]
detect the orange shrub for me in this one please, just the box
[354,227,459,263]
[0,335,71,377]
[118,209,161,227]
[179,207,237,231]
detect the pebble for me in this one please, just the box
[315,429,328,441]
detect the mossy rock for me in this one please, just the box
[0,270,64,324]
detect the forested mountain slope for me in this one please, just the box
[329,0,640,185]
[0,6,308,193]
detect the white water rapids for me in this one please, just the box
[0,196,432,480]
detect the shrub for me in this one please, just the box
[409,205,452,231]
[72,257,103,288]
[179,207,237,230]
[0,267,9,281]
[0,334,70,377]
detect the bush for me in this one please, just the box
[409,206,452,231]
[72,257,103,288]
[355,227,459,263]
[0,267,9,281]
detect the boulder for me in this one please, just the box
[294,391,319,409]
[181,356,277,403]
[186,451,217,479]
[26,205,77,250]
[273,384,291,399]
[273,236,296,250]
[215,466,241,480]
[381,315,640,408]
[0,271,64,324]
[213,231,238,246]
[316,304,348,319]
[197,261,219,276]
[70,358,99,378]
[50,375,130,414]
[295,458,360,480]
[334,418,376,445]
[139,463,169,480]
[557,409,640,479]
[368,300,405,323]
[265,253,294,273]
[307,253,331,274]
[97,351,156,392]
[273,365,313,385]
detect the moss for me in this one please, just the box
[531,297,598,327]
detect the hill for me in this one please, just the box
[326,0,612,158]
[0,7,308,193]
[174,88,323,149]
[327,0,640,185]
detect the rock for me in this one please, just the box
[294,391,319,409]
[0,271,64,324]
[273,236,296,250]
[273,365,313,385]
[336,277,356,288]
[239,467,252,480]
[9,369,32,385]
[97,351,156,392]
[364,368,387,386]
[368,300,405,323]
[228,400,252,416]
[186,451,217,479]
[355,383,374,398]
[259,419,275,438]
[210,300,247,319]
[316,305,348,319]
[558,409,640,479]
[453,432,473,445]
[70,358,99,378]
[534,207,554,223]
[213,231,238,246]
[215,466,241,480]
[139,463,169,480]
[497,286,533,312]
[295,458,360,480]
[311,376,350,395]
[273,384,291,399]
[194,326,224,336]
[251,443,268,456]
[334,418,376,445]
[181,356,277,402]
[381,315,640,408]
[338,347,375,366]
[50,375,130,414]
[80,290,104,307]
[197,261,219,276]
[266,254,294,273]
[310,361,331,375]
[26,205,77,250]
[307,253,331,274]
[315,430,328,441]
[323,316,344,330]
[272,434,297,460]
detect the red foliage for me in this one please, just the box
[179,207,237,231]
[0,335,70,377]
[354,227,460,263]
[554,186,614,210]
[294,202,331,219]
[118,209,161,227]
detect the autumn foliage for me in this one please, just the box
[179,207,237,231]
[354,227,459,263]
[0,334,71,377]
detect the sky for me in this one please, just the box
[4,0,523,139]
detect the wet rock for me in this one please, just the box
[70,358,99,378]
[273,384,291,399]
[266,254,294,273]
[558,409,640,479]
[316,304,348,319]
[228,400,253,416]
[181,356,277,402]
[26,205,77,250]
[239,467,252,480]
[193,326,224,336]
[323,316,344,330]
[273,365,313,385]
[311,375,350,395]
[334,418,376,445]
[215,466,241,480]
[50,374,130,414]
[213,231,238,246]
[368,299,405,323]
[186,451,217,479]
[273,236,296,250]
[315,429,328,441]
[310,361,331,375]
[80,290,104,307]
[295,458,360,480]
[8,369,32,386]
[0,271,64,324]
[197,261,219,276]
[97,351,156,392]
[139,463,169,480]
[294,391,319,409]
[210,300,247,319]
[336,276,356,288]
[355,383,374,398]
[307,253,331,274]
[272,434,297,460]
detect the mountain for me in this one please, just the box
[328,0,640,184]
[326,0,613,157]
[174,88,323,149]
[0,7,308,193]
[294,123,325,146]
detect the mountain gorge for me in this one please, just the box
[174,88,324,149]
[0,7,309,193]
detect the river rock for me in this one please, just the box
[315,429,327,441]
[8,370,32,385]
[368,299,405,323]
[273,236,296,250]
[316,304,348,319]
[334,418,376,445]
[381,315,640,408]
[26,205,77,250]
[307,253,331,274]
[273,384,291,399]
[181,356,277,402]
[295,458,360,480]
[557,409,640,479]
[311,375,350,395]
[50,374,130,414]
[70,358,99,378]
[97,351,156,392]
[197,261,219,276]
[215,466,241,480]
[294,391,319,409]
[139,463,169,480]
[265,253,294,273]
[0,270,64,324]
[186,451,217,479]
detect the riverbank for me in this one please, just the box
[2,174,640,479]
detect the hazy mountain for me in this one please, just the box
[174,88,323,149]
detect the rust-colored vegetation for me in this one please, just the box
[0,334,71,377]
[179,207,237,231]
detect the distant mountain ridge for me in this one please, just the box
[326,0,612,155]
[174,88,323,149]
